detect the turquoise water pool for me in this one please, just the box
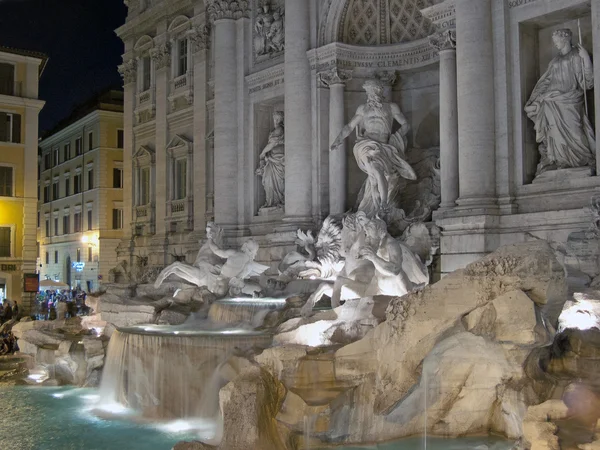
[0,385,515,450]
[0,386,196,450]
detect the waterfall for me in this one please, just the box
[97,329,271,421]
[207,297,287,326]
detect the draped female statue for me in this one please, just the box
[256,111,285,209]
[525,28,595,177]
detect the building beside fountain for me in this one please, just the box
[114,0,600,276]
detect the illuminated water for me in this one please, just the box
[0,386,195,450]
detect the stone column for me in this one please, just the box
[430,29,459,209]
[189,24,210,232]
[455,0,496,208]
[320,68,352,215]
[117,59,137,240]
[207,1,248,226]
[284,0,312,219]
[150,42,170,237]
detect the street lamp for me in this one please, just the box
[81,234,99,292]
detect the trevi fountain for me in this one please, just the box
[3,0,600,449]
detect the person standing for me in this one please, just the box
[2,300,13,323]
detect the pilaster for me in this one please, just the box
[319,68,352,215]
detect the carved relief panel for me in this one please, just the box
[253,0,285,65]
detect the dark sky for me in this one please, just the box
[0,0,127,133]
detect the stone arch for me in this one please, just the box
[134,35,154,54]
[319,0,434,46]
[168,15,191,35]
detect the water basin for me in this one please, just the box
[0,385,197,450]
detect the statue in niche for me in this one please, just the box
[298,212,430,318]
[256,111,285,210]
[525,28,595,177]
[154,223,268,297]
[331,79,417,218]
[254,1,284,57]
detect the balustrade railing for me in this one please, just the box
[171,199,186,214]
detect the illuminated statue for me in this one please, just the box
[525,28,595,176]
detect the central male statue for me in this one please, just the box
[331,79,417,217]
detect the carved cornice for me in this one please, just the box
[319,68,353,87]
[118,59,137,85]
[150,42,171,70]
[507,0,540,8]
[429,29,456,53]
[246,63,284,95]
[206,0,250,23]
[307,41,438,75]
[187,25,211,53]
[421,0,455,29]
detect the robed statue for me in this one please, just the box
[256,111,285,209]
[525,28,595,177]
[331,79,416,217]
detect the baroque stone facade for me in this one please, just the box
[115,0,600,276]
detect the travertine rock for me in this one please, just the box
[522,400,569,450]
[219,366,288,450]
[12,318,105,386]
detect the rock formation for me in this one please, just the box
[209,241,569,448]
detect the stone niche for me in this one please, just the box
[253,98,284,217]
[518,6,595,185]
[342,68,441,215]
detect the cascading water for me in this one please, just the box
[208,297,287,326]
[96,297,287,443]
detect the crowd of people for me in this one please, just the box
[34,289,89,320]
[0,299,18,324]
[0,289,90,357]
[0,331,18,355]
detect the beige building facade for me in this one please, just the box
[0,46,46,313]
[38,90,125,292]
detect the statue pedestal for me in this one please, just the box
[258,206,284,217]
[532,167,595,184]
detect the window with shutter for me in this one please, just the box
[0,63,14,95]
[0,112,8,142]
[11,114,20,143]
[0,227,10,257]
[0,166,13,196]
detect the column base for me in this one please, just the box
[278,215,316,233]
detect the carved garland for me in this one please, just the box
[150,43,171,70]
[187,25,211,53]
[118,59,138,85]
[319,68,353,87]
[428,29,456,53]
[206,0,250,23]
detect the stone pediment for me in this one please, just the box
[166,135,192,152]
[133,145,155,163]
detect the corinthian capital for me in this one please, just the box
[150,42,171,70]
[118,59,137,85]
[187,25,211,53]
[429,29,456,52]
[207,0,250,23]
[319,68,353,87]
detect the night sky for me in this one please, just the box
[0,0,127,133]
